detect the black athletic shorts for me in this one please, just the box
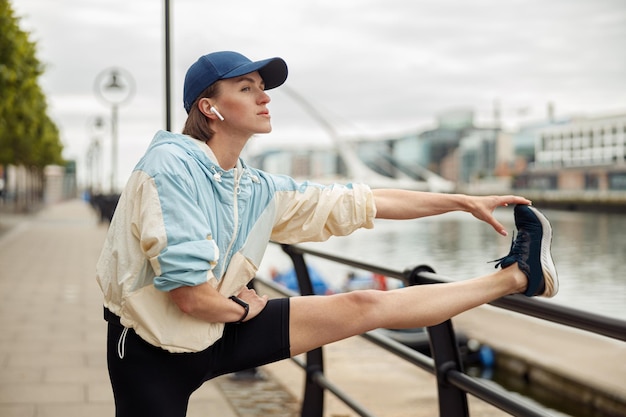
[105,298,290,417]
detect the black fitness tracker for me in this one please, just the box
[229,295,249,324]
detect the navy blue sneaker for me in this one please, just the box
[494,205,558,297]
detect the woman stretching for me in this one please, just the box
[96,51,558,417]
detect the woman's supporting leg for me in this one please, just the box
[107,323,205,417]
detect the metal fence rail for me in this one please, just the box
[253,242,626,417]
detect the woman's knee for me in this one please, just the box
[342,289,383,312]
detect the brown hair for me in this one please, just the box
[181,83,220,142]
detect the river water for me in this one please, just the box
[260,207,626,321]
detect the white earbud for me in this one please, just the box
[210,106,225,121]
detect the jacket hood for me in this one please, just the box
[148,130,216,165]
[145,130,247,175]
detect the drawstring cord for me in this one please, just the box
[247,172,260,183]
[117,327,129,359]
[210,166,222,182]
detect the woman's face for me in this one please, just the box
[213,71,273,136]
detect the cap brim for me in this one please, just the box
[222,57,288,90]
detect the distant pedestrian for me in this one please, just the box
[96,51,558,417]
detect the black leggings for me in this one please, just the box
[105,298,290,417]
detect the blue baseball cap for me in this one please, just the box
[183,51,288,113]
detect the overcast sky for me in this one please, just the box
[11,0,626,190]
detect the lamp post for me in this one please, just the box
[94,68,135,193]
[164,0,172,131]
[86,116,106,195]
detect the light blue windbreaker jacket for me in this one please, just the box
[96,130,376,352]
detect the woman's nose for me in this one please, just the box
[259,90,271,104]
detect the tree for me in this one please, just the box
[1,0,64,210]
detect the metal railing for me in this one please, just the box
[254,243,626,417]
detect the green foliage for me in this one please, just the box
[0,0,64,168]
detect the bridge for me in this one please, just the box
[276,86,456,192]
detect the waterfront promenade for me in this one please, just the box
[0,199,624,417]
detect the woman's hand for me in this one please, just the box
[465,195,531,236]
[235,286,269,322]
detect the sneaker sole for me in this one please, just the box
[527,206,559,297]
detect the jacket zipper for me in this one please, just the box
[223,167,242,267]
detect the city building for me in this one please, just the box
[514,113,626,192]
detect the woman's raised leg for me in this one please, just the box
[288,265,524,356]
[288,204,558,356]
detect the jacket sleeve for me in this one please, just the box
[133,151,219,292]
[270,179,377,244]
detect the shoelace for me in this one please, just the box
[491,230,530,268]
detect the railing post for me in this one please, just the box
[281,245,325,417]
[408,265,469,417]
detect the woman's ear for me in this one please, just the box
[198,98,215,118]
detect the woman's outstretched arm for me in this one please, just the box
[371,190,531,236]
